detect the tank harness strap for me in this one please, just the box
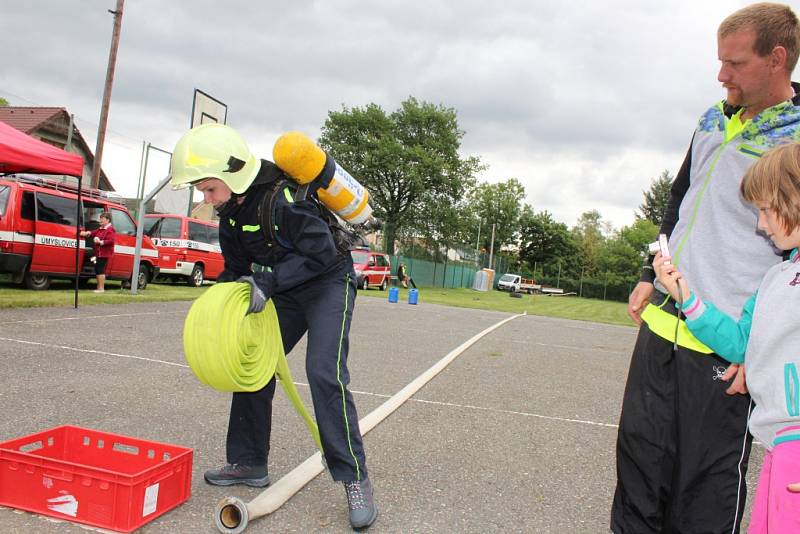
[257,176,364,255]
[257,178,294,250]
[294,183,310,202]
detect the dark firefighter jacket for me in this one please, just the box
[216,160,347,299]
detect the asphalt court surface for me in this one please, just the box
[0,293,762,533]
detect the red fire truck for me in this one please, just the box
[143,214,223,286]
[350,248,391,290]
[0,175,160,290]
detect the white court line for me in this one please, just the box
[1,505,119,534]
[341,387,619,429]
[517,320,637,334]
[0,337,189,368]
[503,339,630,355]
[412,397,618,428]
[0,310,182,325]
[1,317,631,356]
[1,336,618,429]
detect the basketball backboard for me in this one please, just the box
[191,89,227,128]
[155,89,229,215]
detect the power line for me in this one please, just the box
[0,88,144,149]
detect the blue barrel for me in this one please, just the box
[388,286,399,303]
[408,288,419,305]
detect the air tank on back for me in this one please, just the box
[272,131,373,225]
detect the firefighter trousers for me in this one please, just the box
[225,262,368,482]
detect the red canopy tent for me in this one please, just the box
[0,120,84,176]
[0,120,87,307]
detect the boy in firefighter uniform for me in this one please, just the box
[170,124,377,530]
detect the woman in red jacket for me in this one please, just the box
[81,212,115,293]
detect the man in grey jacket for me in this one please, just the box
[611,3,800,533]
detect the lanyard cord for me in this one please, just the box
[673,279,685,351]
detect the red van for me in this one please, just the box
[144,214,223,286]
[350,248,391,290]
[0,175,160,289]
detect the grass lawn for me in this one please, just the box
[0,275,208,308]
[358,286,633,327]
[0,276,633,327]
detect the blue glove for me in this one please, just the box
[237,275,267,315]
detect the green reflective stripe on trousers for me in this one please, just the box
[641,304,713,353]
[242,224,261,232]
[336,273,362,479]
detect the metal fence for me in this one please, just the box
[388,255,478,289]
[369,239,636,302]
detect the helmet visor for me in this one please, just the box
[170,177,206,191]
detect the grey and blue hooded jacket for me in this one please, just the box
[644,82,800,321]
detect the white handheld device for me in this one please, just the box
[658,234,670,264]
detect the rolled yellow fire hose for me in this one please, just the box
[183,282,321,450]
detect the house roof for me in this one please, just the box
[0,106,113,191]
[0,107,63,133]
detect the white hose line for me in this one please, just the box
[215,312,525,533]
[357,312,524,434]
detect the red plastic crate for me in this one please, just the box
[0,425,193,532]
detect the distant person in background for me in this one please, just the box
[397,262,416,289]
[83,218,101,265]
[80,212,115,293]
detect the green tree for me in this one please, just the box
[467,178,526,253]
[599,235,643,279]
[638,170,673,226]
[318,97,481,254]
[518,208,578,274]
[595,218,658,288]
[618,218,659,262]
[572,210,609,276]
[0,97,8,106]
[409,187,474,261]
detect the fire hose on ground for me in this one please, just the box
[184,282,523,533]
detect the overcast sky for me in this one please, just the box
[3,0,794,230]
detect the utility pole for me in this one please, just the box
[488,223,496,271]
[556,260,562,288]
[475,221,481,258]
[65,114,75,151]
[91,0,125,189]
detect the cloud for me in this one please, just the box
[1,0,774,229]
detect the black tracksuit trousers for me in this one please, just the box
[611,299,753,534]
[225,262,368,482]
